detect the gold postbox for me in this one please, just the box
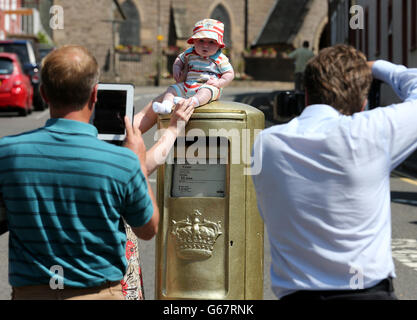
[155,101,265,300]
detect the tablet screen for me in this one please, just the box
[93,90,127,134]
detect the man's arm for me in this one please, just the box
[287,49,297,59]
[370,60,417,169]
[371,60,417,101]
[173,57,188,83]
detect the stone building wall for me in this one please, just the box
[52,0,118,82]
[127,0,276,55]
[49,0,313,84]
[122,0,277,83]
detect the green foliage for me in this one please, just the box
[37,31,50,44]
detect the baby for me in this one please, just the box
[152,19,235,114]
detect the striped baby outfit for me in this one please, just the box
[170,47,233,99]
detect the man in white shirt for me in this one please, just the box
[252,44,417,300]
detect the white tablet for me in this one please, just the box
[91,83,135,141]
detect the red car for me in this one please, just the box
[0,52,33,116]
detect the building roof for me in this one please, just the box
[113,0,126,20]
[253,0,312,47]
[172,6,191,40]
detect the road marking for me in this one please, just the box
[35,109,49,120]
[392,170,417,186]
[399,177,417,187]
[392,239,417,272]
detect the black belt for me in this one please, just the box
[281,277,394,300]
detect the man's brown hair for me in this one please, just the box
[304,44,372,115]
[41,45,100,110]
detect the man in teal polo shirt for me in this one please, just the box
[0,45,159,300]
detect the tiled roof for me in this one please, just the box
[113,0,126,20]
[253,0,312,46]
[172,6,191,40]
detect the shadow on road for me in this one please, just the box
[391,191,417,207]
[232,92,276,122]
[0,113,20,118]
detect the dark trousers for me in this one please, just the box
[294,72,304,92]
[280,278,397,301]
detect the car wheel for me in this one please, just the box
[34,96,47,111]
[27,98,33,114]
[18,107,28,117]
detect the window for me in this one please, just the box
[402,0,408,65]
[376,0,381,55]
[0,58,14,75]
[388,0,393,61]
[412,0,417,49]
[118,0,141,62]
[210,4,231,48]
[0,43,30,64]
[119,0,140,47]
[365,7,369,57]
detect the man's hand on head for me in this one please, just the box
[367,61,375,70]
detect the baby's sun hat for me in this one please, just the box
[187,19,225,48]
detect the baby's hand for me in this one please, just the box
[173,64,188,83]
[174,69,185,83]
[173,69,180,82]
[206,78,221,88]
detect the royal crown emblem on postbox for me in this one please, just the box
[171,209,222,261]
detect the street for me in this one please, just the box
[0,86,417,300]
